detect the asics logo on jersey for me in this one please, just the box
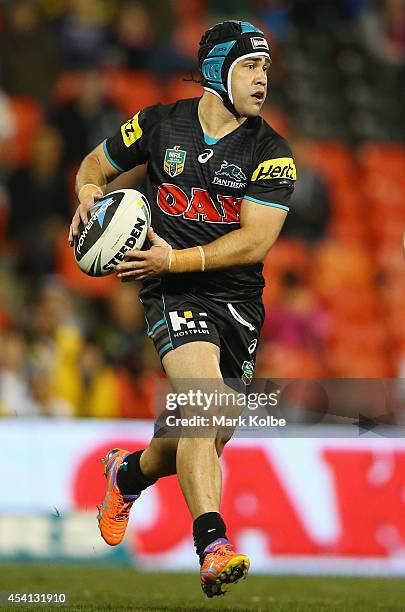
[198,149,214,163]
[157,183,242,224]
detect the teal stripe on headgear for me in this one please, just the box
[239,21,265,34]
[223,20,265,35]
[201,40,236,93]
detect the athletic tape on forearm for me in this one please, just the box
[197,245,205,271]
[168,246,205,273]
[78,183,103,202]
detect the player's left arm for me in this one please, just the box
[116,137,296,280]
[174,199,287,271]
[116,200,287,281]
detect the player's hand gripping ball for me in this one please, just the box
[115,226,173,282]
[73,189,151,277]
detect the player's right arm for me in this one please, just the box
[69,106,158,246]
[68,142,121,245]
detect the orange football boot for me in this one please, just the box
[97,448,140,546]
[200,539,250,598]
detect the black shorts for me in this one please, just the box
[140,288,265,384]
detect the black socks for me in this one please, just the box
[117,454,228,565]
[117,450,157,496]
[193,512,228,564]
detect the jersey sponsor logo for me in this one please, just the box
[164,146,187,177]
[241,359,254,385]
[157,183,242,224]
[121,112,142,148]
[251,37,269,50]
[169,310,209,338]
[251,157,296,182]
[198,149,214,163]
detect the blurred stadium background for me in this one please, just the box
[1,0,405,604]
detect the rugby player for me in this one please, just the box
[69,20,296,597]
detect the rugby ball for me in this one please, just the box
[74,189,151,276]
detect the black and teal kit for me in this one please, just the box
[104,97,296,380]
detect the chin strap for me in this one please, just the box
[202,87,241,117]
[219,91,242,118]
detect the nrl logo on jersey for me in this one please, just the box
[164,145,187,177]
[213,160,247,188]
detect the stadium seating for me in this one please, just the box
[165,75,202,104]
[53,71,83,103]
[257,342,326,378]
[8,97,43,166]
[104,69,162,117]
[55,230,117,298]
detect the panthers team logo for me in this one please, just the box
[213,160,247,188]
[164,146,187,178]
[215,161,247,181]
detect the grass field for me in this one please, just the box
[1,564,405,612]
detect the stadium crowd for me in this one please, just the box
[0,0,404,419]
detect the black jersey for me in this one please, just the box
[104,97,296,303]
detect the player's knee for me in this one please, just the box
[149,436,178,459]
[215,433,232,457]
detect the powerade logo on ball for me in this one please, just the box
[102,217,146,272]
[76,214,99,257]
[75,199,113,256]
[75,195,121,260]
